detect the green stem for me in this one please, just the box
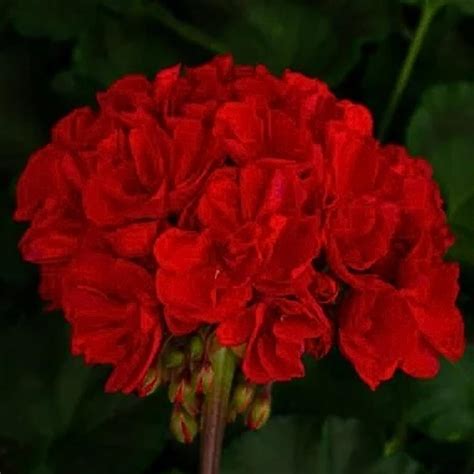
[378,1,439,140]
[200,346,236,474]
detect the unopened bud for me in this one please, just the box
[189,334,204,361]
[231,382,256,414]
[246,394,271,430]
[170,407,198,444]
[163,349,185,369]
[137,366,161,397]
[193,364,214,394]
[169,377,200,416]
[169,377,186,404]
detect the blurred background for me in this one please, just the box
[0,1,473,473]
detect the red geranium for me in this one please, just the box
[15,55,464,396]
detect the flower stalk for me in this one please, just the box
[379,0,440,139]
[200,344,237,474]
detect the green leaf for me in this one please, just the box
[406,82,474,264]
[28,465,55,474]
[222,416,423,474]
[50,391,170,474]
[214,0,397,85]
[316,418,380,474]
[218,1,327,74]
[54,14,180,100]
[8,0,98,40]
[0,315,169,473]
[408,346,474,441]
[447,0,474,13]
[222,416,324,474]
[0,45,46,168]
[0,316,72,441]
[368,453,426,474]
[272,353,411,427]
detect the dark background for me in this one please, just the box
[0,1,473,473]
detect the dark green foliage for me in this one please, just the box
[0,1,473,472]
[222,416,425,474]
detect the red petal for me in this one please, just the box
[154,229,212,272]
[217,309,255,346]
[106,221,158,258]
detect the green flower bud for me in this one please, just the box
[246,394,271,430]
[189,334,204,361]
[137,366,161,397]
[169,377,200,416]
[170,407,198,444]
[169,377,184,404]
[163,349,185,369]
[231,382,256,414]
[193,364,214,395]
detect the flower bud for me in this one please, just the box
[231,382,256,414]
[189,334,204,361]
[170,407,198,444]
[192,364,214,394]
[169,377,200,416]
[245,394,271,430]
[163,348,185,369]
[168,377,186,404]
[137,366,161,397]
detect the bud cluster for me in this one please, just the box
[138,330,272,443]
[137,330,212,443]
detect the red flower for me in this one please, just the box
[398,245,464,362]
[155,227,251,334]
[323,125,400,282]
[154,161,329,382]
[218,298,332,383]
[15,55,464,393]
[62,253,162,393]
[82,118,221,227]
[339,285,439,389]
[339,240,464,389]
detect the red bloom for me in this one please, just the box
[15,55,464,393]
[338,231,464,389]
[339,285,439,389]
[155,227,251,334]
[154,162,330,383]
[217,298,332,383]
[62,253,162,393]
[322,124,401,283]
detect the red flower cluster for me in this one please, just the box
[15,55,464,392]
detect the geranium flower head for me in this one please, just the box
[15,55,464,426]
